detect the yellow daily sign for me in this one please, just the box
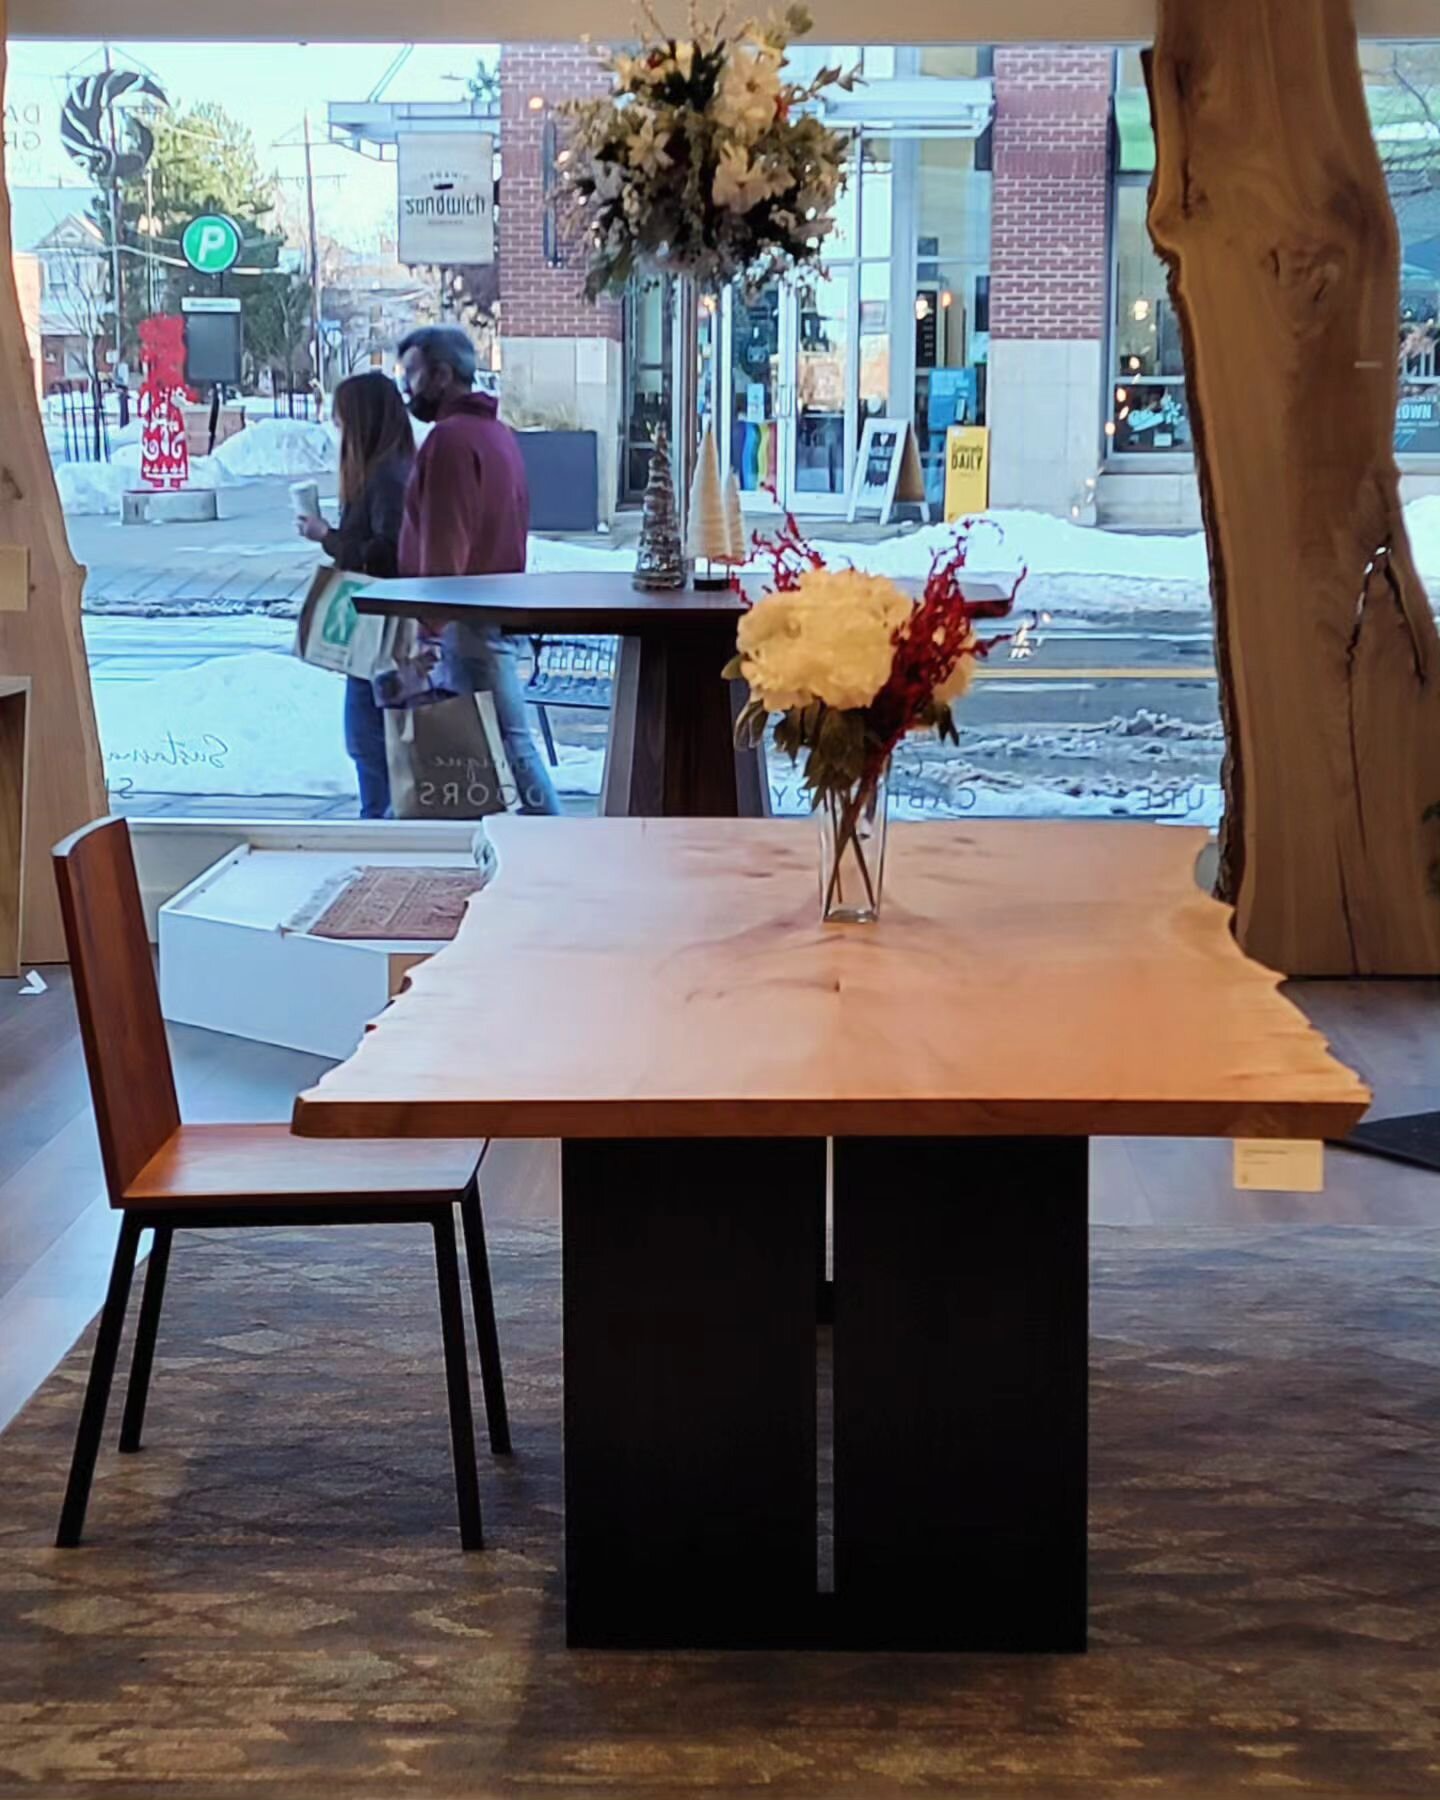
[944,425,990,521]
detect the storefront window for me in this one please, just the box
[1110,42,1440,460]
[913,136,991,501]
[1368,42,1440,452]
[624,52,996,511]
[1110,183,1190,454]
[624,280,669,498]
[730,287,780,494]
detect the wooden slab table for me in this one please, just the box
[354,570,1011,818]
[293,818,1370,1653]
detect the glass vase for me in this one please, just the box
[816,766,889,925]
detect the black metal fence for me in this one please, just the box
[48,379,111,464]
[271,378,323,422]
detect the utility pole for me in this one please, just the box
[102,43,126,375]
[302,110,324,398]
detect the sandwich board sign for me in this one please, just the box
[847,419,930,524]
[398,132,495,267]
[943,425,990,520]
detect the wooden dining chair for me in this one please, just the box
[51,815,510,1552]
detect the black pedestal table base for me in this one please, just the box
[561,1134,1089,1651]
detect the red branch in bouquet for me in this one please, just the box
[748,492,825,594]
[863,544,1029,783]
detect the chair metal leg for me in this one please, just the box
[56,1214,143,1547]
[119,1227,173,1453]
[459,1179,511,1455]
[432,1209,484,1550]
[536,704,558,767]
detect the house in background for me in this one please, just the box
[8,187,107,391]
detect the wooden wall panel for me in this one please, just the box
[0,3,108,964]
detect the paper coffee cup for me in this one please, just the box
[290,480,320,520]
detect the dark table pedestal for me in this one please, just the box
[561,1134,1089,1651]
[601,620,770,818]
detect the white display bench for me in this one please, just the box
[158,823,485,1060]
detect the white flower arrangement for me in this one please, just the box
[727,519,1022,824]
[558,5,856,298]
[734,569,918,714]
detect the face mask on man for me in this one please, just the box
[407,384,443,424]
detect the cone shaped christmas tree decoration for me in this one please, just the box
[723,470,748,568]
[633,428,686,591]
[687,427,730,589]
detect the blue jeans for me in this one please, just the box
[451,626,561,816]
[344,675,391,819]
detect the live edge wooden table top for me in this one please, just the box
[293,817,1367,1145]
[294,819,1369,1657]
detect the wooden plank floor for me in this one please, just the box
[0,969,1435,1431]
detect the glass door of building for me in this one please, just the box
[727,286,784,505]
[788,268,853,514]
[724,270,858,515]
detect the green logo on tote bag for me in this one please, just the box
[320,581,364,648]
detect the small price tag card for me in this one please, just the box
[1233,1139,1325,1193]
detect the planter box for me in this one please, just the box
[158,839,478,1058]
[517,429,599,533]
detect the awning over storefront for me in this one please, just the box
[820,77,994,136]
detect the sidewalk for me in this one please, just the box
[69,479,1002,615]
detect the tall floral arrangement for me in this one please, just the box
[727,519,1026,918]
[558,6,855,298]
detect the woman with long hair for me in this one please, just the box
[297,370,414,818]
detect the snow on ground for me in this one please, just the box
[1405,494,1440,574]
[57,443,222,514]
[97,651,355,799]
[54,419,338,515]
[92,640,1222,830]
[210,418,339,480]
[530,500,1440,595]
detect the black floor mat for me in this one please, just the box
[1341,1113,1440,1174]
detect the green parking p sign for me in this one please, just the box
[181,214,241,275]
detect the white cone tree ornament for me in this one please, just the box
[687,427,730,589]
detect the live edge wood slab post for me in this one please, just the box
[0,3,108,963]
[1148,0,1440,976]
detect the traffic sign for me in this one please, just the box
[181,213,241,275]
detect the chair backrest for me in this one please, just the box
[53,816,180,1201]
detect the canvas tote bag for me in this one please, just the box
[293,566,390,678]
[384,690,516,819]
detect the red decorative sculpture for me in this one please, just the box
[138,315,190,490]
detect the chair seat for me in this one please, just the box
[122,1124,482,1210]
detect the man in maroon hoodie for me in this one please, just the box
[397,326,559,815]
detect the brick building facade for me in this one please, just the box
[499,45,625,518]
[987,47,1113,514]
[497,42,1122,521]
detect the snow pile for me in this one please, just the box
[55,442,224,515]
[96,651,354,798]
[1404,494,1440,576]
[528,536,633,574]
[535,499,1440,593]
[55,461,125,516]
[210,418,339,481]
[815,513,1213,585]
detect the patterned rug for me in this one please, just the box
[2,1222,1440,1798]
